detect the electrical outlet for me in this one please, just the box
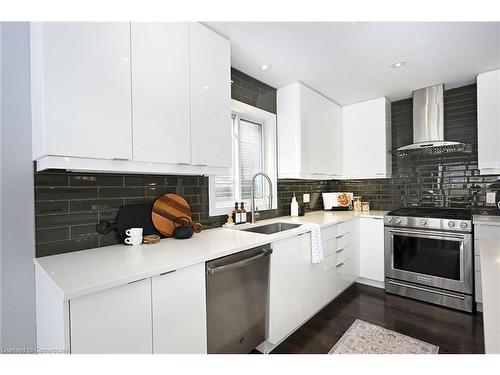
[486,191,497,205]
[303,193,310,203]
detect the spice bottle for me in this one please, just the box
[353,196,362,213]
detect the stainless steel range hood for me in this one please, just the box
[396,84,470,156]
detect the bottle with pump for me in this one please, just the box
[291,193,299,217]
[240,202,247,223]
[233,202,241,224]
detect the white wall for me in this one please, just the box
[0,22,36,351]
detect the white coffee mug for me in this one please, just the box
[126,228,143,237]
[125,236,142,246]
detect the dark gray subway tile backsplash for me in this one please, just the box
[33,79,500,257]
[231,68,277,114]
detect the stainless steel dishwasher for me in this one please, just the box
[206,245,272,354]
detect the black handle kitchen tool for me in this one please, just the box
[96,203,162,241]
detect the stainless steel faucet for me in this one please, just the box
[250,172,273,223]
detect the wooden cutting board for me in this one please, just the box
[151,193,193,237]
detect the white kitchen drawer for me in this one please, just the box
[336,232,352,250]
[336,245,352,265]
[337,221,354,236]
[475,271,483,303]
[324,253,337,272]
[323,238,337,257]
[475,255,482,272]
[321,225,337,242]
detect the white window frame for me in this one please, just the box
[209,99,277,217]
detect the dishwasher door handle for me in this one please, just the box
[207,249,273,275]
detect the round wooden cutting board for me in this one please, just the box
[151,193,193,237]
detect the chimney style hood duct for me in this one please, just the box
[396,84,470,156]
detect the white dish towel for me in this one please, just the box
[301,223,324,264]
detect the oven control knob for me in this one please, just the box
[460,222,468,229]
[448,221,456,228]
[395,218,402,224]
[420,219,427,225]
[386,217,392,223]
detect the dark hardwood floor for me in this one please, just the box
[270,283,484,354]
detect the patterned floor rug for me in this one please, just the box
[329,319,439,354]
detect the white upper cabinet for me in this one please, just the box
[31,22,232,174]
[277,83,343,179]
[131,23,191,165]
[477,69,500,175]
[342,97,392,179]
[31,22,132,160]
[189,23,232,168]
[277,83,391,180]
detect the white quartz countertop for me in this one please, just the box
[35,210,387,300]
[473,215,500,226]
[478,239,500,353]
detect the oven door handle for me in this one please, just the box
[387,228,467,240]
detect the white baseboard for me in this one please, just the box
[356,277,385,289]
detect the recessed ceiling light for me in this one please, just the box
[261,64,272,71]
[390,61,407,69]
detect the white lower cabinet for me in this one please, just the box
[325,220,360,300]
[474,223,500,305]
[66,263,207,354]
[268,222,361,347]
[69,278,153,354]
[359,217,385,283]
[152,263,207,354]
[302,233,326,320]
[268,235,305,345]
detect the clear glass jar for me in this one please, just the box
[353,196,362,212]
[361,201,370,212]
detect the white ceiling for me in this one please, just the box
[205,22,500,105]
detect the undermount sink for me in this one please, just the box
[241,222,302,235]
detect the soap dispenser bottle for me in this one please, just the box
[291,193,299,217]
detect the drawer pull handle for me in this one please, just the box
[159,270,176,277]
[128,277,147,285]
[336,244,351,253]
[336,262,345,268]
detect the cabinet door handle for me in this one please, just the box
[112,157,130,161]
[177,162,190,166]
[128,277,147,285]
[159,270,176,277]
[336,262,345,268]
[194,164,208,167]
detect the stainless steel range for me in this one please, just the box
[384,208,473,312]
